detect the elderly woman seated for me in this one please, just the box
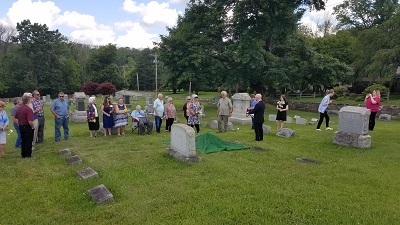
[131,105,153,135]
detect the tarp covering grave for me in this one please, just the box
[195,132,249,154]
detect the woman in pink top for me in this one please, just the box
[365,90,381,131]
[164,97,177,132]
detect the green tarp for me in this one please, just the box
[195,132,249,154]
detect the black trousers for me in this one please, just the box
[19,125,34,158]
[369,112,377,131]
[37,116,45,143]
[316,111,330,129]
[165,118,175,132]
[190,124,200,133]
[254,122,263,141]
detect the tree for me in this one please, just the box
[0,24,16,57]
[96,82,117,95]
[81,82,99,96]
[333,0,399,30]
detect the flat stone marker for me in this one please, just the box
[209,120,218,129]
[296,158,320,165]
[268,114,276,122]
[252,146,268,153]
[166,124,201,162]
[59,149,71,156]
[334,106,371,148]
[88,184,114,204]
[296,117,307,125]
[379,114,391,121]
[262,125,271,133]
[77,167,98,179]
[276,128,295,138]
[309,118,318,125]
[67,155,82,165]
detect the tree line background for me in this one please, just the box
[1,0,400,97]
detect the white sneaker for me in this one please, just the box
[326,127,333,130]
[316,129,321,131]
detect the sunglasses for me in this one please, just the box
[59,96,64,98]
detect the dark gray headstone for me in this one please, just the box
[276,128,295,138]
[77,167,98,179]
[379,114,392,121]
[66,155,82,164]
[77,100,85,111]
[59,149,71,156]
[338,106,370,135]
[296,158,320,165]
[252,146,268,153]
[88,184,114,204]
[123,95,130,104]
[262,125,271,133]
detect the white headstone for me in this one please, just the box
[229,93,252,125]
[209,120,218,129]
[286,116,293,124]
[166,124,201,162]
[379,114,391,121]
[262,125,271,133]
[268,114,276,122]
[296,118,307,125]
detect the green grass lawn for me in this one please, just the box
[1,93,400,225]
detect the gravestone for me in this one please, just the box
[199,106,205,118]
[72,110,87,123]
[309,118,318,125]
[333,106,371,148]
[59,149,71,156]
[209,120,218,129]
[64,94,69,104]
[77,167,99,179]
[268,114,276,122]
[145,96,153,105]
[123,95,131,108]
[276,128,295,138]
[132,95,138,101]
[327,110,339,116]
[201,122,208,127]
[88,184,114,204]
[166,124,201,162]
[66,155,82,164]
[296,158,320,165]
[286,116,293,124]
[296,117,307,125]
[226,122,233,131]
[379,114,391,121]
[74,92,86,111]
[42,96,46,103]
[229,93,252,125]
[46,94,51,102]
[214,96,221,105]
[262,125,271,134]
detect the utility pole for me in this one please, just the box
[136,73,139,91]
[120,65,128,88]
[150,53,159,96]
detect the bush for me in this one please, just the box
[336,96,348,101]
[333,86,347,98]
[349,93,357,100]
[80,82,99,96]
[96,82,117,95]
[362,84,389,96]
[355,96,364,102]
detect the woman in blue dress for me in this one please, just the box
[101,96,114,136]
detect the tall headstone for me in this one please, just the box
[229,93,252,125]
[123,95,131,108]
[64,94,69,104]
[145,96,153,113]
[166,124,201,162]
[73,92,87,123]
[42,96,47,103]
[46,94,51,102]
[333,106,371,148]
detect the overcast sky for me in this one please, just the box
[0,0,344,49]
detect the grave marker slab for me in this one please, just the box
[379,114,391,121]
[334,106,371,148]
[77,167,99,179]
[166,124,201,162]
[276,128,295,138]
[252,146,268,153]
[59,149,71,156]
[296,118,307,125]
[88,184,114,204]
[66,155,82,164]
[262,125,271,134]
[209,120,218,129]
[296,158,320,165]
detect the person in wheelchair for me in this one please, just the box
[131,105,153,135]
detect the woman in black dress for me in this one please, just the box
[276,95,288,130]
[182,96,191,124]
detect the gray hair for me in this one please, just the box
[167,97,173,102]
[158,93,163,98]
[88,96,96,104]
[255,94,262,100]
[13,97,22,105]
[221,91,227,96]
[22,95,31,104]
[23,92,32,97]
[136,105,141,110]
[32,90,39,95]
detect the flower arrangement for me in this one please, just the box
[277,101,285,108]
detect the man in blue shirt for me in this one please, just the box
[131,105,153,135]
[50,92,70,142]
[153,93,164,133]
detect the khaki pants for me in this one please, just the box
[32,119,38,146]
[218,115,229,132]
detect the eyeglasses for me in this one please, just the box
[187,99,191,101]
[59,96,64,98]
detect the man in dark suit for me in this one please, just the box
[247,94,265,141]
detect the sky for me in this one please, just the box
[0,0,344,49]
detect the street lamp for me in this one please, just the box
[150,53,158,96]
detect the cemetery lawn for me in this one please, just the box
[1,93,400,225]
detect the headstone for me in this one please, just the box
[132,95,138,101]
[286,116,293,124]
[145,104,154,113]
[252,146,268,153]
[214,96,221,105]
[309,118,318,125]
[46,94,51,102]
[262,125,271,134]
[333,106,371,148]
[77,167,99,179]
[229,93,252,125]
[146,96,153,105]
[88,184,114,204]
[296,117,307,125]
[226,122,233,131]
[166,124,201,162]
[66,155,82,164]
[59,149,71,156]
[199,106,205,118]
[123,95,131,108]
[327,110,339,116]
[296,158,320,165]
[64,94,69,103]
[209,120,218,129]
[201,122,208,127]
[268,114,276,122]
[379,114,392,121]
[72,110,87,123]
[42,96,46,103]
[276,128,295,138]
